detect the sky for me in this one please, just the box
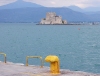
[0,0,100,8]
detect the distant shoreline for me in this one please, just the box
[0,22,100,25]
[36,23,99,25]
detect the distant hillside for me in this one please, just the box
[67,5,84,12]
[0,7,100,23]
[67,5,100,12]
[0,0,43,9]
[84,7,100,12]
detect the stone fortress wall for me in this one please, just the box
[40,12,67,24]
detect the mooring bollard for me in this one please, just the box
[45,55,60,74]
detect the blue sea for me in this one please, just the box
[0,23,100,73]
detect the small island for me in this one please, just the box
[39,12,67,25]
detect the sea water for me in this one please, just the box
[0,23,100,73]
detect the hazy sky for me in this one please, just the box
[0,0,100,8]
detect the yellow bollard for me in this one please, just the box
[45,55,60,74]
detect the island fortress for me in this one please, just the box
[40,12,67,24]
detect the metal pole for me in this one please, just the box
[26,57,28,66]
[26,56,44,68]
[0,52,6,63]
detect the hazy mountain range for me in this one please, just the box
[0,0,43,9]
[0,0,100,23]
[67,5,100,16]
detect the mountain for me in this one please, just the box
[84,7,100,12]
[0,7,93,23]
[0,0,43,9]
[68,5,100,13]
[67,5,84,12]
[88,11,100,21]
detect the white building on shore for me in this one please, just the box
[40,12,67,24]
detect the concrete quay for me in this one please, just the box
[0,61,100,76]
